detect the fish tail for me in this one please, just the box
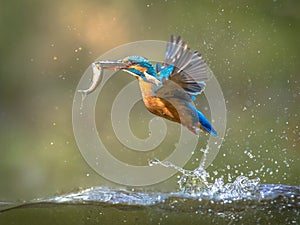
[78,89,88,101]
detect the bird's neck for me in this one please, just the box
[137,77,156,98]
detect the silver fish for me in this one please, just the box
[78,60,127,100]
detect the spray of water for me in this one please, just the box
[149,150,261,199]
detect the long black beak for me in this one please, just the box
[94,60,127,70]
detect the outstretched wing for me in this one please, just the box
[157,35,211,96]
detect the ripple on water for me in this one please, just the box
[0,182,299,224]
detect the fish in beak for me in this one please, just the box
[78,60,128,99]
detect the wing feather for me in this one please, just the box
[162,35,211,96]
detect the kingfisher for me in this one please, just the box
[79,35,217,136]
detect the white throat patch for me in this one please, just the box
[143,71,161,86]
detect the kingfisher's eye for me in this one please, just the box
[128,60,137,65]
[122,59,133,67]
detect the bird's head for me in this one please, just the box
[120,56,157,79]
[93,56,160,86]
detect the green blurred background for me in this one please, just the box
[0,0,299,202]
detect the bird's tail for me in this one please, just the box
[196,110,217,136]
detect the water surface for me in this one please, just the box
[1,182,299,225]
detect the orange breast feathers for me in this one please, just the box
[143,96,180,122]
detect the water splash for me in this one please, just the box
[150,158,261,200]
[0,184,298,225]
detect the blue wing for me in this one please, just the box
[154,36,217,136]
[157,35,211,98]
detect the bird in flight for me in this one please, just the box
[79,35,217,136]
